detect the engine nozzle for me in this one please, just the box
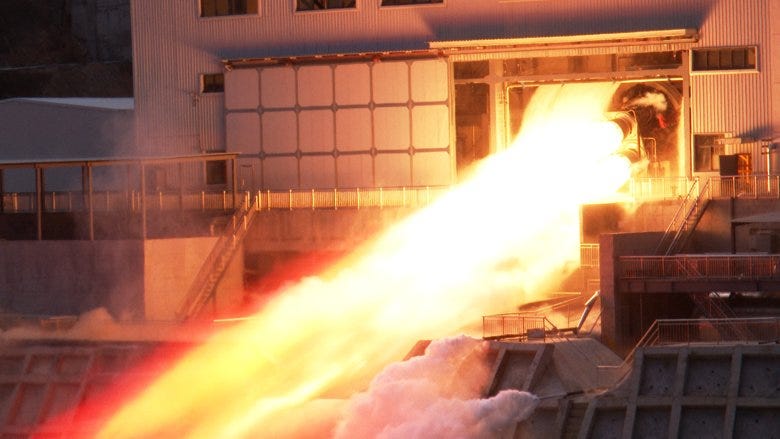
[607,110,645,164]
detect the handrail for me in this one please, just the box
[618,254,780,280]
[665,178,711,255]
[652,316,780,345]
[613,316,780,382]
[482,313,561,341]
[176,192,257,321]
[1,186,448,214]
[654,178,699,255]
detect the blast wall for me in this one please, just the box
[0,240,144,319]
[0,237,244,322]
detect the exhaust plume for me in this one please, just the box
[88,81,631,438]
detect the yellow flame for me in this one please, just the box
[96,82,631,438]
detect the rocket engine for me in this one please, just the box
[607,110,646,165]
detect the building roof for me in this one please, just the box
[4,97,134,111]
[732,212,780,224]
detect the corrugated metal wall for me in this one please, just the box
[690,0,774,173]
[131,0,776,176]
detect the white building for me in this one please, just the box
[126,0,779,191]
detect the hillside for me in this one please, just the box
[0,0,132,98]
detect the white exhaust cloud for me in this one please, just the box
[335,335,538,439]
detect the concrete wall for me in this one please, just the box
[144,236,246,320]
[0,240,144,318]
[599,231,665,354]
[245,208,416,253]
[143,237,219,321]
[0,236,246,322]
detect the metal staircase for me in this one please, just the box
[655,178,711,256]
[176,192,258,321]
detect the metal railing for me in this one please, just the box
[482,314,560,341]
[1,186,447,214]
[629,177,692,200]
[639,317,780,347]
[708,175,780,199]
[1,190,240,213]
[3,176,776,214]
[618,254,780,280]
[655,178,711,255]
[608,316,780,383]
[252,186,445,210]
[630,175,780,201]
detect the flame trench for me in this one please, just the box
[95,82,632,438]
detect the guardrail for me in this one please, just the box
[630,175,780,201]
[606,316,780,384]
[709,175,780,199]
[618,254,780,280]
[649,317,780,345]
[629,177,692,200]
[252,186,445,210]
[0,186,447,214]
[482,313,561,341]
[0,190,240,213]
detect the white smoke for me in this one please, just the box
[334,335,538,439]
[625,91,668,113]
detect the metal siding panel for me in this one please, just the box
[689,0,774,173]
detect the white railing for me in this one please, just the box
[1,186,448,214]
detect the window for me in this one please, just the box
[296,0,355,11]
[692,47,756,72]
[382,0,443,5]
[201,73,224,93]
[206,161,228,185]
[201,0,258,17]
[694,134,728,172]
[454,61,489,80]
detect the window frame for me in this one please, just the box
[199,0,260,18]
[200,73,225,94]
[693,133,733,173]
[205,160,228,186]
[294,0,357,13]
[380,0,445,8]
[690,46,758,75]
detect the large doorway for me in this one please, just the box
[505,79,683,178]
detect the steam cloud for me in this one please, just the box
[335,336,538,439]
[625,91,668,113]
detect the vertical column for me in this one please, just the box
[178,162,184,210]
[140,163,147,239]
[680,51,692,178]
[231,157,238,208]
[667,349,690,437]
[0,168,4,213]
[621,350,646,438]
[723,346,743,439]
[35,166,44,240]
[83,164,94,241]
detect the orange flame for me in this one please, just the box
[94,82,631,438]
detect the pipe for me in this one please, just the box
[575,290,600,334]
[607,110,645,164]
